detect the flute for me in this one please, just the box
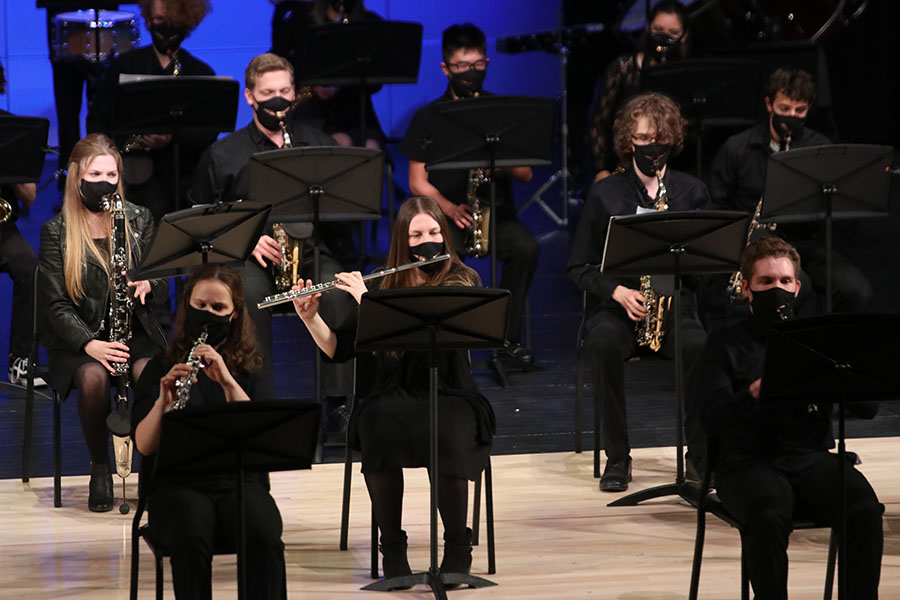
[257,253,451,309]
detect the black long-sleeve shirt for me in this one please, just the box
[566,166,710,316]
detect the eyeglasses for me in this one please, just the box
[649,26,683,39]
[632,133,658,144]
[447,59,489,72]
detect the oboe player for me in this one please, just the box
[39,134,165,513]
[566,93,709,491]
[133,264,284,599]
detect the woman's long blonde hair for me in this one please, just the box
[62,134,135,303]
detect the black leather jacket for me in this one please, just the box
[38,201,167,354]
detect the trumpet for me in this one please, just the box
[258,253,451,309]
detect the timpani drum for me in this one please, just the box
[50,10,139,62]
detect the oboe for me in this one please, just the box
[258,253,451,309]
[172,330,209,411]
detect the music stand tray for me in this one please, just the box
[355,287,509,597]
[601,210,750,508]
[128,201,271,281]
[155,400,321,600]
[760,143,893,312]
[760,313,900,599]
[0,117,51,184]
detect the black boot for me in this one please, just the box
[440,527,473,576]
[88,461,114,513]
[379,529,412,588]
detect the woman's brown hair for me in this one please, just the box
[380,196,480,290]
[139,0,211,31]
[612,92,686,162]
[165,264,263,376]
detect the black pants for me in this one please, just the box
[0,223,37,358]
[148,480,286,600]
[51,58,105,172]
[240,249,353,397]
[583,308,707,464]
[717,453,883,600]
[450,214,539,344]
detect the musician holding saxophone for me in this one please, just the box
[294,196,494,583]
[566,93,710,491]
[132,264,285,599]
[38,134,166,512]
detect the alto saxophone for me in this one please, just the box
[271,222,303,292]
[0,194,12,223]
[635,171,672,352]
[172,330,209,411]
[464,168,490,257]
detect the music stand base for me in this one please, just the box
[471,352,511,387]
[517,167,571,226]
[362,570,497,598]
[607,480,700,508]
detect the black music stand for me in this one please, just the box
[760,144,893,313]
[760,313,900,600]
[295,21,422,146]
[356,287,509,599]
[0,117,51,184]
[248,146,383,405]
[601,210,750,508]
[426,96,553,382]
[641,59,760,177]
[128,201,271,281]
[111,75,239,211]
[154,400,321,600]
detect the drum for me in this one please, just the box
[50,10,139,62]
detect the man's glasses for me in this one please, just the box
[447,59,489,72]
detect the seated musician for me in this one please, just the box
[191,52,354,433]
[566,92,709,491]
[0,62,42,386]
[87,0,216,221]
[695,237,883,599]
[133,264,285,599]
[707,66,872,315]
[587,0,691,183]
[293,196,494,583]
[39,134,165,512]
[402,22,538,365]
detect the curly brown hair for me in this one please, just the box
[766,67,816,105]
[380,196,480,290]
[740,237,801,283]
[165,264,263,376]
[612,92,686,161]
[139,0,211,32]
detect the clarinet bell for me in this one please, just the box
[106,408,132,437]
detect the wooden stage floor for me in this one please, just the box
[2,438,899,599]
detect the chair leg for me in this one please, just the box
[370,507,379,579]
[130,535,140,600]
[339,439,353,551]
[472,470,482,546]
[824,527,837,600]
[688,507,707,600]
[22,362,35,483]
[592,393,601,479]
[53,391,61,508]
[740,546,750,600]
[485,457,496,575]
[574,352,583,454]
[155,555,163,600]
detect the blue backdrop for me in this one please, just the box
[0,1,562,147]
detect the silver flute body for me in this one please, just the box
[257,253,451,309]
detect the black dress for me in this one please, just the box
[332,288,495,481]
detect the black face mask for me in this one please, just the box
[149,22,188,56]
[645,32,680,64]
[80,179,117,213]
[771,112,805,148]
[749,286,796,327]
[185,305,233,347]
[632,142,672,177]
[409,241,446,273]
[448,68,486,98]
[253,96,294,132]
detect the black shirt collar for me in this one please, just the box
[246,120,286,151]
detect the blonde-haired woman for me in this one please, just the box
[39,133,166,512]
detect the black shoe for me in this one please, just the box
[599,457,632,492]
[88,461,114,512]
[503,342,534,365]
[380,529,412,589]
[440,527,473,577]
